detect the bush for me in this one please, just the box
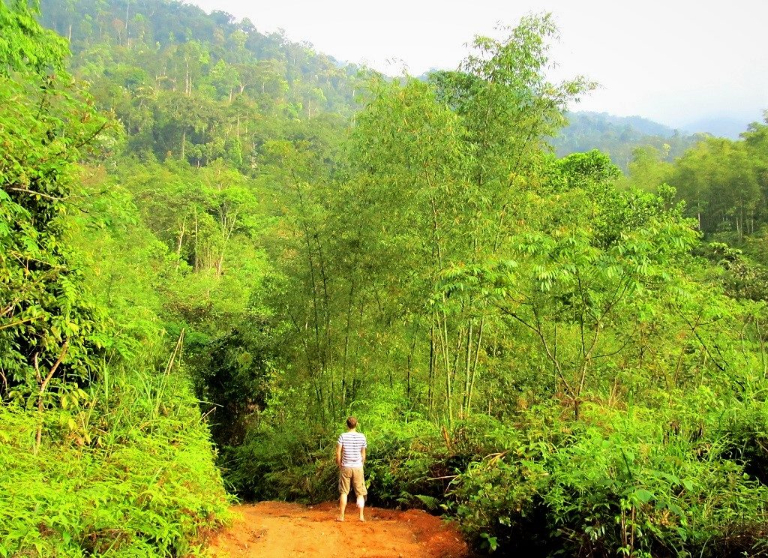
[0,366,231,557]
[721,396,768,485]
[217,386,768,557]
[222,418,336,503]
[449,401,768,557]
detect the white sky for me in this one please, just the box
[186,0,768,129]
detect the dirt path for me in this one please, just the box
[206,501,471,558]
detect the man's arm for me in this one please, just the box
[336,442,343,467]
[361,447,366,464]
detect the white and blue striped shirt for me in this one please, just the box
[337,431,367,468]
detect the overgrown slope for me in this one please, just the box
[1,2,229,555]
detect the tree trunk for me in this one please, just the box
[428,324,435,413]
[461,321,473,418]
[175,216,186,269]
[466,318,484,416]
[193,208,199,272]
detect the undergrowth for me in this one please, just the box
[0,365,231,557]
[222,386,768,557]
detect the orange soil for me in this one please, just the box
[206,501,471,558]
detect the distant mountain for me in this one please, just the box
[582,113,680,137]
[551,111,703,172]
[680,116,751,140]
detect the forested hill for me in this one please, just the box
[39,0,704,173]
[552,111,703,171]
[39,0,362,164]
[40,0,361,94]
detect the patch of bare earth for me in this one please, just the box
[206,501,471,558]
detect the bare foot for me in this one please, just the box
[359,515,365,522]
[336,516,345,522]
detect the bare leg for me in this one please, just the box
[337,493,347,521]
[357,495,365,521]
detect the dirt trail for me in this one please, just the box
[207,501,471,558]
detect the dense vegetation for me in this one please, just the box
[0,2,229,555]
[2,0,767,555]
[552,111,703,172]
[626,125,768,245]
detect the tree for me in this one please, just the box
[672,138,760,239]
[624,145,674,192]
[325,15,596,424]
[0,0,109,439]
[0,0,68,76]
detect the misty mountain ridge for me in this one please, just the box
[565,112,681,137]
[564,112,757,140]
[551,111,760,170]
[680,115,756,140]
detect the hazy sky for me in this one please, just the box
[186,0,767,129]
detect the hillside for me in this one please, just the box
[4,1,767,556]
[552,111,704,170]
[40,0,362,118]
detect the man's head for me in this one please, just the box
[346,416,358,429]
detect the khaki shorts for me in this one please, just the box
[338,466,367,497]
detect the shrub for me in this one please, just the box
[0,366,231,557]
[450,401,768,557]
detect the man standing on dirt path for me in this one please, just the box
[336,416,367,522]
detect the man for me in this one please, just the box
[336,416,367,521]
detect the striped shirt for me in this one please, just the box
[337,431,367,468]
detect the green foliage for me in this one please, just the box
[192,324,277,445]
[221,409,335,503]
[721,394,768,486]
[696,242,768,301]
[1,5,232,556]
[1,0,112,403]
[64,166,170,345]
[672,137,761,239]
[626,113,768,246]
[11,2,768,556]
[449,400,768,557]
[0,0,68,76]
[0,361,231,557]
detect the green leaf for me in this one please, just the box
[632,489,655,504]
[415,494,440,510]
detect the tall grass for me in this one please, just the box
[0,359,231,557]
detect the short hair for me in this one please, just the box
[346,416,358,429]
